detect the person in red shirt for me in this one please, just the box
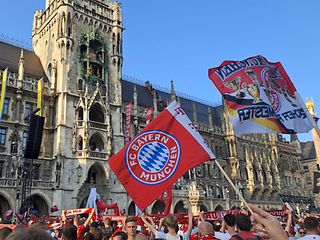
[74,209,95,240]
[230,213,260,240]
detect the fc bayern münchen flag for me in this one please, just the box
[208,55,316,135]
[108,101,215,210]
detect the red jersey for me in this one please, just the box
[230,231,259,240]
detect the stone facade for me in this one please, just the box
[0,0,317,218]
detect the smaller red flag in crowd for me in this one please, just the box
[146,107,153,125]
[108,101,215,210]
[158,185,173,214]
[50,205,59,213]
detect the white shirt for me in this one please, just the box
[155,231,189,240]
[215,231,232,240]
[298,235,320,240]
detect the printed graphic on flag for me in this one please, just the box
[126,130,180,185]
[208,55,315,135]
[108,101,215,210]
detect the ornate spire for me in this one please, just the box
[169,80,176,103]
[306,97,315,117]
[18,49,24,82]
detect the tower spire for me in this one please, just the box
[169,80,176,103]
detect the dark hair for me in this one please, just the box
[0,227,12,240]
[224,214,235,227]
[303,217,319,231]
[6,228,52,240]
[84,232,95,240]
[113,231,128,240]
[90,221,99,228]
[92,228,104,240]
[235,213,252,231]
[213,221,221,232]
[125,217,136,224]
[62,224,78,240]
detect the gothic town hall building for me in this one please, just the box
[0,0,318,218]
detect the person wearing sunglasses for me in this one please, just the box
[298,229,306,238]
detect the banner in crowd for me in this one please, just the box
[65,208,93,216]
[125,102,133,143]
[313,171,320,194]
[208,55,315,135]
[0,68,8,122]
[108,101,215,210]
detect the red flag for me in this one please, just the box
[50,205,59,213]
[158,185,173,214]
[108,101,215,210]
[208,55,316,135]
[146,107,153,125]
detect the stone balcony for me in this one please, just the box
[0,178,54,189]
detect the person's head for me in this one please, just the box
[298,228,306,237]
[91,228,104,240]
[89,221,99,233]
[6,228,52,240]
[104,217,112,227]
[62,224,77,240]
[198,221,214,236]
[164,216,178,229]
[235,213,252,232]
[213,221,221,231]
[303,216,319,234]
[0,227,12,240]
[113,231,128,240]
[84,232,95,240]
[125,217,137,238]
[224,214,235,227]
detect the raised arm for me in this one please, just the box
[186,213,194,235]
[83,208,95,228]
[140,213,157,234]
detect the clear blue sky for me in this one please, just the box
[1,0,319,142]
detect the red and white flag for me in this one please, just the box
[208,55,316,135]
[146,107,153,125]
[158,185,173,214]
[108,101,215,210]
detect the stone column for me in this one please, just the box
[188,181,200,214]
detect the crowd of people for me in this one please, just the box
[0,205,319,240]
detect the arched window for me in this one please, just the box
[89,133,104,152]
[77,107,83,120]
[89,103,104,123]
[78,136,83,150]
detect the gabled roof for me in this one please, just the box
[121,79,223,126]
[300,141,317,160]
[0,41,46,78]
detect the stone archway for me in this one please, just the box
[214,205,224,211]
[128,201,135,216]
[78,163,108,207]
[200,204,209,212]
[151,200,165,214]
[0,194,11,222]
[174,200,187,213]
[25,194,49,217]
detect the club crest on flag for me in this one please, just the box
[125,130,181,185]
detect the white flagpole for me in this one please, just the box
[214,160,253,215]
